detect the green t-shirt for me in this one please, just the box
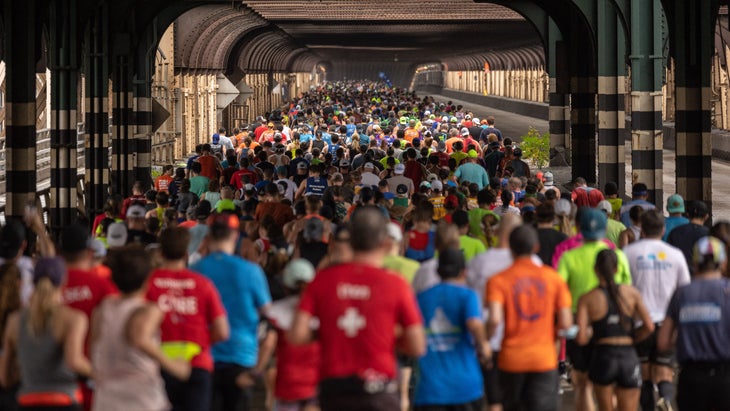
[605,219,626,247]
[557,241,632,312]
[460,235,487,262]
[383,255,420,284]
[467,208,500,247]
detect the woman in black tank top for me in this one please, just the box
[576,249,654,411]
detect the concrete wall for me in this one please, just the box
[416,86,549,120]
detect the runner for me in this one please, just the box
[486,225,573,411]
[289,206,425,411]
[575,249,654,411]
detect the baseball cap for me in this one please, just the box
[543,171,554,187]
[687,200,709,219]
[420,181,431,190]
[106,222,128,248]
[431,180,443,192]
[445,194,459,209]
[364,162,374,170]
[580,208,608,241]
[468,149,478,158]
[394,164,405,174]
[34,257,66,287]
[386,222,403,243]
[339,159,350,168]
[692,236,727,266]
[554,198,572,216]
[396,184,409,195]
[666,194,685,213]
[437,141,446,152]
[90,238,107,259]
[465,114,472,120]
[632,183,648,196]
[0,221,25,259]
[126,204,146,219]
[208,212,240,231]
[297,162,308,170]
[513,147,523,157]
[596,200,613,215]
[244,183,256,193]
[283,259,316,289]
[460,127,470,136]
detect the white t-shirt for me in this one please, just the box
[360,171,380,188]
[466,249,543,350]
[411,258,438,293]
[623,239,691,323]
[218,135,234,152]
[276,178,298,202]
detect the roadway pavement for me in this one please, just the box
[430,93,730,221]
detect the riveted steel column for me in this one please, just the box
[84,7,110,218]
[49,0,80,233]
[3,0,37,219]
[133,89,153,190]
[111,44,135,198]
[571,77,597,183]
[597,0,627,195]
[548,21,571,167]
[668,0,718,216]
[630,0,664,206]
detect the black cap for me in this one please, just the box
[687,200,709,219]
[396,184,408,195]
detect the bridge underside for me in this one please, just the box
[0,0,725,232]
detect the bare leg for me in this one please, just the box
[616,387,641,411]
[573,370,596,411]
[593,384,616,411]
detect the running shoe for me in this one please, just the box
[656,397,674,411]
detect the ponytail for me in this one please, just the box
[595,249,631,331]
[28,277,57,337]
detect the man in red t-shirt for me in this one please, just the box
[230,157,258,191]
[146,227,229,411]
[289,206,426,411]
[59,225,118,410]
[120,181,146,219]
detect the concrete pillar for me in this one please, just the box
[630,0,665,206]
[3,0,37,218]
[597,0,627,195]
[668,0,718,215]
[111,49,135,197]
[84,8,110,218]
[48,0,80,233]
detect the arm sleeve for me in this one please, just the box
[556,254,570,282]
[397,280,423,328]
[454,167,462,179]
[465,290,482,320]
[251,266,272,309]
[555,274,572,310]
[485,276,504,305]
[205,279,227,322]
[298,278,317,316]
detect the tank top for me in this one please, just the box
[17,309,79,401]
[591,287,632,342]
[91,297,169,411]
[305,177,328,196]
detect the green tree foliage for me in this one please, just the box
[519,127,550,170]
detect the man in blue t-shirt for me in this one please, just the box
[414,248,489,410]
[192,213,271,411]
[658,236,730,411]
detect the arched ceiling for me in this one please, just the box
[172,0,544,76]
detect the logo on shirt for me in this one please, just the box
[636,253,673,271]
[679,303,721,324]
[158,294,199,316]
[337,283,371,300]
[338,307,366,337]
[512,278,546,322]
[63,286,92,304]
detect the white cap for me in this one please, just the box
[386,222,403,243]
[596,200,613,215]
[544,171,554,187]
[431,180,443,192]
[394,164,405,174]
[283,259,316,288]
[126,205,146,219]
[460,127,470,136]
[364,162,374,170]
[107,222,128,248]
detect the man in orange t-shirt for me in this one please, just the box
[155,165,174,193]
[486,225,572,411]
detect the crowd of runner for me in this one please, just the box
[0,81,728,411]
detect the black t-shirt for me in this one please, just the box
[537,228,568,266]
[126,229,157,247]
[668,223,710,272]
